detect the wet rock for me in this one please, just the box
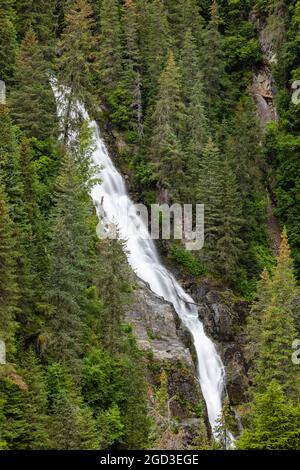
[223,344,249,405]
[127,279,206,440]
[127,280,194,365]
[192,278,249,406]
[249,10,278,128]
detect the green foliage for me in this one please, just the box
[10,28,57,140]
[237,381,300,450]
[247,229,300,398]
[97,0,122,95]
[57,0,96,140]
[170,244,205,277]
[0,8,17,86]
[2,0,300,452]
[213,397,237,450]
[151,51,186,195]
[15,0,58,56]
[107,86,131,127]
[0,184,18,353]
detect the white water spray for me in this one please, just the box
[53,85,225,431]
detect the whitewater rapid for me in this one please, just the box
[53,84,225,431]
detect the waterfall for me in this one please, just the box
[53,84,225,432]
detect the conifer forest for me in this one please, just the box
[0,0,300,454]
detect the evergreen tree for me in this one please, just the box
[237,381,300,450]
[97,0,122,96]
[225,100,264,277]
[20,350,52,449]
[248,229,300,397]
[50,393,99,449]
[0,8,17,86]
[180,29,201,105]
[216,156,243,281]
[46,360,99,449]
[95,238,133,352]
[165,0,203,48]
[10,28,57,140]
[15,0,58,56]
[122,0,143,135]
[18,138,40,227]
[183,72,209,201]
[151,51,186,195]
[0,372,29,449]
[213,397,235,450]
[0,105,24,221]
[226,100,262,204]
[0,184,18,353]
[117,330,149,449]
[47,150,94,362]
[200,0,224,104]
[0,106,38,343]
[0,394,7,449]
[137,0,171,97]
[196,139,222,266]
[57,0,96,141]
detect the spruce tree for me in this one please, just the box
[200,0,224,104]
[46,361,99,449]
[237,381,300,450]
[122,0,143,135]
[0,372,29,449]
[225,100,263,276]
[180,29,201,105]
[0,8,17,86]
[57,0,96,141]
[213,398,235,450]
[0,184,18,354]
[20,350,51,449]
[18,138,40,227]
[151,51,186,195]
[117,332,149,450]
[15,0,58,56]
[50,394,99,449]
[95,238,133,352]
[97,0,122,96]
[137,0,171,97]
[165,0,203,48]
[216,156,243,281]
[0,105,24,220]
[10,28,57,140]
[0,107,38,343]
[47,150,94,362]
[248,229,300,397]
[196,139,223,266]
[183,72,209,201]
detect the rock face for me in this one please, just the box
[193,279,249,406]
[128,280,194,364]
[252,66,277,127]
[127,279,207,442]
[250,11,278,128]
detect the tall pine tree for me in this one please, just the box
[10,28,57,140]
[151,51,185,196]
[57,0,96,141]
[248,229,300,397]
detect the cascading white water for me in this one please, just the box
[53,84,225,431]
